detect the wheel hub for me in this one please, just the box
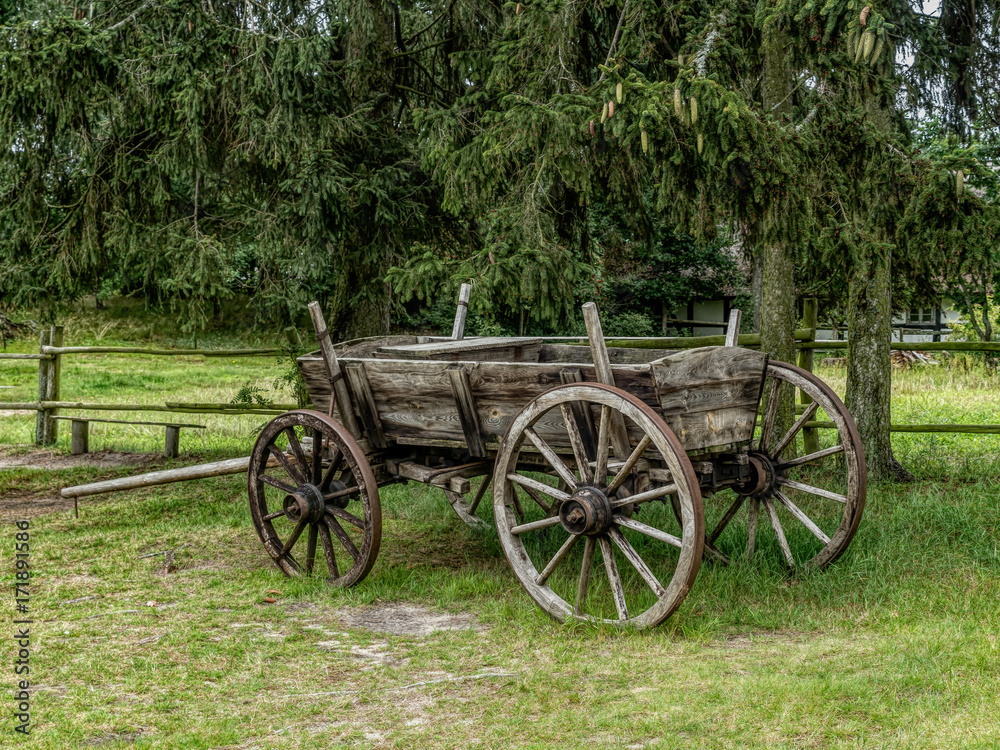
[559,486,612,536]
[283,483,326,523]
[733,453,778,497]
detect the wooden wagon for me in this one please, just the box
[243,294,866,629]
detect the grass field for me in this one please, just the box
[2,311,1000,748]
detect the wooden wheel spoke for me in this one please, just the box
[594,405,611,483]
[770,401,819,458]
[510,515,563,536]
[608,526,666,597]
[574,536,596,616]
[708,494,746,545]
[326,505,365,530]
[324,484,359,502]
[598,537,629,621]
[311,430,323,485]
[261,474,297,494]
[320,446,342,491]
[606,435,651,496]
[746,498,760,558]
[776,444,844,470]
[280,517,308,557]
[774,490,831,545]
[284,428,309,472]
[467,473,492,516]
[535,533,580,585]
[758,377,782,453]
[263,509,285,522]
[763,498,795,568]
[777,478,847,504]
[516,483,552,516]
[317,521,340,580]
[326,517,360,561]
[610,483,677,509]
[267,444,306,485]
[613,514,683,549]
[525,427,578,491]
[506,473,571,503]
[560,404,594,484]
[305,523,318,573]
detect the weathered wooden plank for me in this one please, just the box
[389,459,491,487]
[344,363,388,449]
[649,347,766,449]
[376,336,543,362]
[539,344,677,365]
[51,416,206,428]
[447,365,488,457]
[302,356,653,449]
[582,303,631,461]
[307,302,362,438]
[451,283,471,340]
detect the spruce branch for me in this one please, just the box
[693,11,727,77]
[597,1,630,83]
[108,0,156,30]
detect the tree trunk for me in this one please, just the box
[845,244,909,481]
[843,87,912,483]
[757,26,797,443]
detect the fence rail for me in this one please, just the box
[5,303,1000,448]
[1,324,293,446]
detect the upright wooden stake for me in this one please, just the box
[798,298,819,454]
[725,310,742,347]
[35,328,50,445]
[451,283,471,340]
[581,302,631,460]
[44,325,64,445]
[307,302,362,439]
[164,426,181,458]
[70,420,89,455]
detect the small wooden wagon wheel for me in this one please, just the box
[708,360,866,571]
[248,409,381,588]
[493,383,704,629]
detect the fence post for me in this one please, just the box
[34,328,50,445]
[43,325,64,445]
[798,299,819,454]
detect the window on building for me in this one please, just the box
[908,308,934,324]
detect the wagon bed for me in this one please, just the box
[296,336,766,456]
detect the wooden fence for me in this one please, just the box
[0,325,295,446]
[4,302,1000,448]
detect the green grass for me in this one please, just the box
[4,311,1000,747]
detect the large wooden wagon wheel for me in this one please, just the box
[707,360,866,571]
[494,383,704,629]
[248,410,381,588]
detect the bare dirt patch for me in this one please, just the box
[335,602,483,637]
[0,448,165,520]
[0,448,161,472]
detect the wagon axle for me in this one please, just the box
[281,484,326,524]
[559,487,613,536]
[732,453,779,498]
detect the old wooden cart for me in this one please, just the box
[243,297,866,629]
